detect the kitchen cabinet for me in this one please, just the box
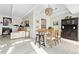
[61,17,78,41]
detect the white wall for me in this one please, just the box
[22,11,33,38]
[12,17,22,32]
[12,17,22,25]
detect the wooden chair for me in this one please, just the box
[54,29,62,45]
[46,29,62,48]
[46,29,56,48]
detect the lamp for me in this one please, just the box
[45,4,53,16]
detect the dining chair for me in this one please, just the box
[46,29,62,48]
[46,29,56,48]
[54,29,62,45]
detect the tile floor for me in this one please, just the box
[0,35,79,54]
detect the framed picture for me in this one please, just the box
[3,17,12,26]
[41,18,46,28]
[53,21,58,25]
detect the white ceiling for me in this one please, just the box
[34,4,71,18]
[13,4,36,18]
[0,4,36,18]
[0,4,12,16]
[0,4,79,18]
[65,4,79,14]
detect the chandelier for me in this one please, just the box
[45,5,53,16]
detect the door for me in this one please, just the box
[41,18,46,29]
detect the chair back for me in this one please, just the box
[46,29,55,39]
[54,29,62,39]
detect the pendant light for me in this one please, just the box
[45,4,53,16]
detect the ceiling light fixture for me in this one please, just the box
[45,4,53,16]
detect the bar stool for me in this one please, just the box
[35,33,45,48]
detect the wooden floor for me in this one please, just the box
[0,35,79,54]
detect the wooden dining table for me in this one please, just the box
[35,28,62,47]
[35,28,54,47]
[36,28,46,31]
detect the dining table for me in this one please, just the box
[35,28,54,48]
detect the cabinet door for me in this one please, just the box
[62,20,67,25]
[61,25,78,40]
[71,19,78,25]
[71,29,78,41]
[66,20,71,24]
